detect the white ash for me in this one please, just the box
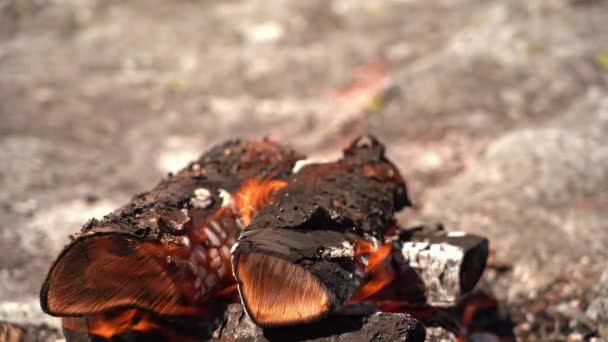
[425,327,457,342]
[447,231,466,237]
[220,245,231,259]
[210,256,222,268]
[292,158,327,174]
[218,189,233,207]
[217,265,228,278]
[400,241,464,305]
[191,188,213,208]
[204,227,221,247]
[209,248,219,259]
[161,234,190,248]
[322,241,355,259]
[230,242,240,254]
[359,255,369,267]
[210,221,228,239]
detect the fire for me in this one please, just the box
[351,241,395,300]
[63,309,160,339]
[235,178,287,227]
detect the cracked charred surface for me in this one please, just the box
[247,136,410,239]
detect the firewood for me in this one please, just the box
[41,139,302,317]
[232,136,410,326]
[232,228,366,327]
[372,225,489,306]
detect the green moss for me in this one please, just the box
[524,42,543,57]
[168,79,187,92]
[595,51,608,70]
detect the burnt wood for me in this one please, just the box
[61,304,426,342]
[232,136,411,325]
[376,225,489,306]
[41,139,303,317]
[232,228,366,326]
[245,135,410,238]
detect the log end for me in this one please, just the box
[459,237,489,294]
[40,234,196,317]
[234,252,332,327]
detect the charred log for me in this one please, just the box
[370,225,489,307]
[232,228,366,327]
[232,136,410,326]
[41,139,302,317]
[245,135,410,238]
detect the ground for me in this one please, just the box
[0,0,607,340]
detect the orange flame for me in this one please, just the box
[235,178,287,227]
[63,309,160,339]
[351,241,394,300]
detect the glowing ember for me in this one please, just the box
[235,178,287,227]
[63,310,160,339]
[352,241,395,300]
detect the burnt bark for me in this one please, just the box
[41,139,303,317]
[74,138,302,242]
[246,135,410,238]
[378,225,489,306]
[232,228,366,325]
[232,136,410,325]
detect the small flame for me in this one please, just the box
[351,241,395,300]
[235,178,287,227]
[63,309,160,338]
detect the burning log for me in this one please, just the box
[233,228,365,327]
[39,135,494,341]
[232,136,410,326]
[365,225,489,308]
[40,139,302,319]
[392,225,489,306]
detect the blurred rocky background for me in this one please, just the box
[0,0,607,340]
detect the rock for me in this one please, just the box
[587,268,608,339]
